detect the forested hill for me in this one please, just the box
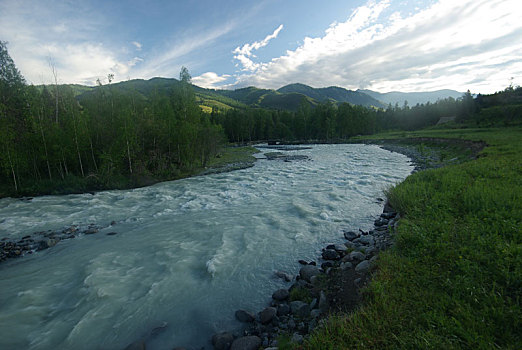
[278,83,386,108]
[75,78,385,112]
[358,88,463,106]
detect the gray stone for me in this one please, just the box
[299,265,320,283]
[318,291,328,311]
[290,301,310,318]
[358,235,375,246]
[349,251,365,262]
[291,333,304,344]
[272,289,289,301]
[355,260,371,272]
[322,249,340,260]
[340,261,353,270]
[374,218,389,226]
[310,309,322,319]
[369,255,378,264]
[84,228,98,234]
[274,271,293,282]
[288,318,296,329]
[259,307,277,324]
[333,244,347,253]
[277,303,290,316]
[344,230,359,241]
[212,332,234,350]
[230,336,262,350]
[235,309,255,323]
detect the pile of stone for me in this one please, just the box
[0,222,117,263]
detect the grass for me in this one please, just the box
[301,126,522,349]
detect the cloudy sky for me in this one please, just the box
[1,0,521,93]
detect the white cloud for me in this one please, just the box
[192,72,231,88]
[231,0,522,94]
[132,41,142,50]
[233,24,284,71]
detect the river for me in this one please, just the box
[0,144,412,349]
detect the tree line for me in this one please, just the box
[0,42,224,194]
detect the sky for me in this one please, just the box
[1,0,521,94]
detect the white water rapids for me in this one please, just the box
[0,144,412,349]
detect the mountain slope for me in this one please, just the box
[278,83,386,108]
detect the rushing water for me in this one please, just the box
[0,144,412,350]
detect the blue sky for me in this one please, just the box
[1,0,521,93]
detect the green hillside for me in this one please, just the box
[278,83,386,108]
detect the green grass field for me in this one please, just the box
[303,126,522,349]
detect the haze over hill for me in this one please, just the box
[358,89,464,107]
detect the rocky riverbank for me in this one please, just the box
[206,202,399,350]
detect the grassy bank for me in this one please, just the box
[303,126,521,349]
[0,146,258,199]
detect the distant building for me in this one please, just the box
[437,116,456,125]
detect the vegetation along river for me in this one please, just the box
[0,144,413,349]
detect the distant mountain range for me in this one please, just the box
[358,89,464,107]
[72,77,463,112]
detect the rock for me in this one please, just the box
[235,309,255,323]
[374,218,388,227]
[110,220,117,226]
[37,238,58,251]
[277,303,290,316]
[299,265,320,283]
[123,340,146,350]
[298,259,308,265]
[344,230,359,241]
[272,289,289,301]
[106,232,118,236]
[308,261,316,266]
[322,249,339,260]
[333,244,347,253]
[321,261,333,270]
[291,333,304,344]
[230,335,262,350]
[310,309,322,319]
[381,212,396,219]
[358,235,375,246]
[212,332,234,350]
[290,301,310,318]
[349,251,365,262]
[84,228,98,235]
[369,255,378,264]
[355,260,371,273]
[318,291,328,311]
[259,307,277,324]
[274,271,293,282]
[340,262,353,270]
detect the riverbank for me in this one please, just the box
[0,146,258,199]
[302,126,521,349]
[206,136,481,350]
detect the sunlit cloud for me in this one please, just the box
[192,72,232,89]
[132,41,142,50]
[233,24,284,71]
[231,0,522,93]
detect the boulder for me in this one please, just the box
[343,230,359,241]
[230,336,262,350]
[274,271,293,282]
[290,301,310,318]
[299,265,320,283]
[321,249,340,260]
[349,251,365,262]
[212,332,234,350]
[291,333,304,344]
[277,303,290,316]
[272,289,289,301]
[235,309,255,323]
[355,260,371,273]
[259,307,277,324]
[358,235,375,246]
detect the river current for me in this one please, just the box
[0,144,412,349]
